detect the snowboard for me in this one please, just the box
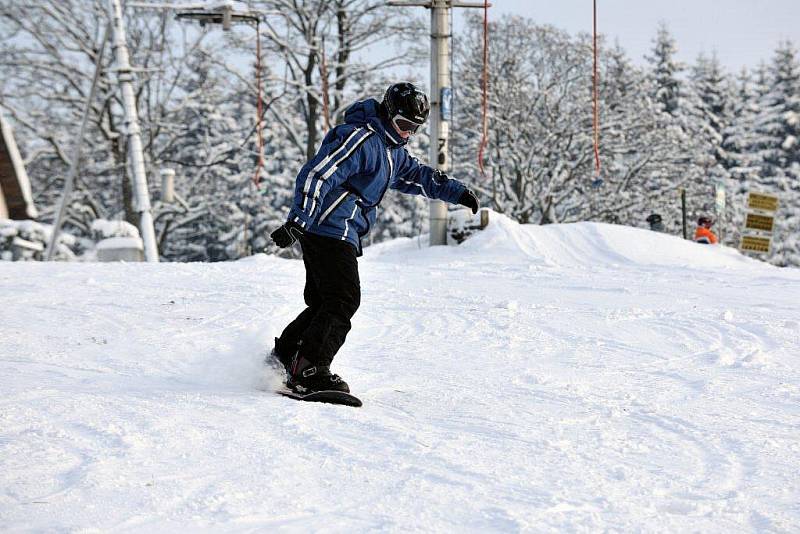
[278,388,363,407]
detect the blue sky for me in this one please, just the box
[454,0,800,71]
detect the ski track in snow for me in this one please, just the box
[2,216,800,532]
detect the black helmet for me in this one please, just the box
[698,216,714,227]
[381,82,429,134]
[646,213,662,224]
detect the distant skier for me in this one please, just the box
[646,213,665,233]
[694,216,718,244]
[268,82,480,396]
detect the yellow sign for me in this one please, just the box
[744,212,775,233]
[747,192,779,212]
[740,235,771,254]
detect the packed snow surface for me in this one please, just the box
[2,214,800,532]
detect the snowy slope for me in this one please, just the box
[2,213,799,532]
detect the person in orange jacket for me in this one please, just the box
[694,216,718,244]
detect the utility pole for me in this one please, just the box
[109,0,159,261]
[388,0,489,246]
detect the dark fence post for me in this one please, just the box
[681,188,688,240]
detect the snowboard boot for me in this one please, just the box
[265,337,294,377]
[286,354,349,394]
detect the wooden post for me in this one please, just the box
[681,188,688,240]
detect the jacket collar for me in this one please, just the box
[344,98,408,148]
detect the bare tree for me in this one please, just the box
[0,0,211,226]
[0,0,428,259]
[242,0,424,160]
[452,15,704,228]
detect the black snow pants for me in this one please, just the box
[277,232,361,367]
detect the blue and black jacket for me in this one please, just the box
[288,98,467,254]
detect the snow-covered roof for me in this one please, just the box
[0,109,38,220]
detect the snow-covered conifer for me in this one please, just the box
[753,41,800,266]
[645,23,685,117]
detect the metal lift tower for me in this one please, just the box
[388,0,488,246]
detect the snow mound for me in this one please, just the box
[368,210,772,273]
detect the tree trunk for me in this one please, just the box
[334,3,351,122]
[304,53,319,161]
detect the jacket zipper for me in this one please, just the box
[357,148,394,238]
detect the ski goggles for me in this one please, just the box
[391,113,425,134]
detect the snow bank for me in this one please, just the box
[0,218,76,261]
[368,210,771,273]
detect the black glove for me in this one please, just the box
[458,189,480,214]
[270,221,304,248]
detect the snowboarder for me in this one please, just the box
[268,82,480,396]
[694,216,718,244]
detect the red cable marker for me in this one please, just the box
[592,0,601,182]
[253,21,265,188]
